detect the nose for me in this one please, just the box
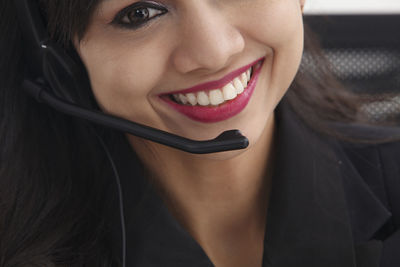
[171,4,245,74]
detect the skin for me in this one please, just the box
[77,0,306,266]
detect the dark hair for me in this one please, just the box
[0,0,377,266]
[0,1,119,266]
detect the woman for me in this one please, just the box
[1,0,400,266]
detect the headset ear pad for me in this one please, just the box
[42,41,99,109]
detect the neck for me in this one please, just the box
[128,115,275,266]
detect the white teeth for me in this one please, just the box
[246,69,251,81]
[222,83,237,101]
[186,93,197,106]
[240,73,248,88]
[179,94,188,105]
[209,89,224,106]
[171,66,253,106]
[197,91,210,106]
[233,78,244,94]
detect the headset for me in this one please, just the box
[13,0,249,154]
[12,1,250,265]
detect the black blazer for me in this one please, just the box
[107,98,400,267]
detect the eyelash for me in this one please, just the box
[111,1,168,30]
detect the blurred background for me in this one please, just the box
[300,0,400,122]
[304,0,400,14]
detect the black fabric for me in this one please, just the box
[108,133,213,267]
[106,98,400,266]
[264,100,357,266]
[379,142,400,229]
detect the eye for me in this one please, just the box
[112,2,168,30]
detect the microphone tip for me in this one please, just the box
[216,130,249,149]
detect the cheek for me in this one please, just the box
[243,0,304,57]
[244,0,304,97]
[77,30,169,122]
[240,0,302,38]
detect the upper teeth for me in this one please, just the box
[172,67,252,106]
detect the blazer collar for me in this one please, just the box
[108,98,391,267]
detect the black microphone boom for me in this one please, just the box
[23,80,249,154]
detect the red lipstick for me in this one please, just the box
[160,58,265,123]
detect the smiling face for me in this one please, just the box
[76,0,305,157]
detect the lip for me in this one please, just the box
[160,57,265,123]
[160,57,265,96]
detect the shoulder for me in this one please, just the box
[332,123,400,266]
[280,98,400,223]
[277,97,400,193]
[334,122,400,224]
[277,100,400,265]
[333,122,400,189]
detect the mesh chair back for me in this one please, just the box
[304,15,400,122]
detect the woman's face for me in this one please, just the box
[77,0,305,156]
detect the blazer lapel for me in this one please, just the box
[263,101,389,267]
[263,101,357,266]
